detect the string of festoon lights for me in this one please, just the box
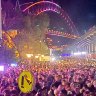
[46,30,79,39]
[46,38,68,50]
[46,30,79,50]
[48,45,68,50]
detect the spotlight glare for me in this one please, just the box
[51,57,56,61]
[26,54,33,58]
[81,52,87,55]
[11,64,17,67]
[73,52,87,56]
[0,66,4,71]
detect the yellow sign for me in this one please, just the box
[18,71,35,93]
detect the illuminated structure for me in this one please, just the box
[1,0,79,61]
[46,29,79,50]
[22,1,79,51]
[68,26,96,59]
[22,1,78,36]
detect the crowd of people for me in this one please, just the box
[0,59,96,96]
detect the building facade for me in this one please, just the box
[68,26,96,59]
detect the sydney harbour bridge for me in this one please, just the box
[1,0,79,63]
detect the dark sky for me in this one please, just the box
[12,0,96,35]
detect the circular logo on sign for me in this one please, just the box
[18,71,35,93]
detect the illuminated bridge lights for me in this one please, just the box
[46,30,79,39]
[48,44,68,50]
[23,1,61,12]
[23,1,79,36]
[46,38,53,42]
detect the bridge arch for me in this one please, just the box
[23,1,79,36]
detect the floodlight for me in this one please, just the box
[0,66,4,71]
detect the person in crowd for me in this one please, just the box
[0,60,96,96]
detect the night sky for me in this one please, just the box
[12,0,96,35]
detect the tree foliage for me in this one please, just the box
[2,1,50,61]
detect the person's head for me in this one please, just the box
[11,90,18,95]
[54,89,59,96]
[55,75,61,81]
[86,80,92,87]
[3,89,10,96]
[9,85,14,90]
[64,82,70,91]
[61,80,64,86]
[89,92,95,96]
[59,89,67,96]
[61,74,65,79]
[93,80,96,88]
[51,84,56,90]
[83,91,90,96]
